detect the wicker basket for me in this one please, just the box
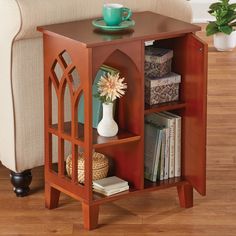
[66,151,109,183]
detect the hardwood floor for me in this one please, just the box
[1,26,236,235]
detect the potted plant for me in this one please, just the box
[206,0,236,51]
[96,72,127,137]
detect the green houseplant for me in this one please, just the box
[206,0,236,51]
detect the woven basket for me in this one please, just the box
[66,151,109,183]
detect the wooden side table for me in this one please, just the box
[38,11,207,230]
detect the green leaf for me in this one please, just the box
[229,3,236,10]
[219,25,233,34]
[206,22,219,36]
[209,2,222,11]
[222,0,229,5]
[208,9,215,15]
[207,0,236,35]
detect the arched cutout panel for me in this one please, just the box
[60,80,73,135]
[64,140,72,179]
[60,50,72,68]
[51,79,58,125]
[51,134,59,174]
[52,59,63,82]
[75,90,85,141]
[68,66,81,92]
[53,50,82,137]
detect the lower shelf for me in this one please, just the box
[92,177,187,205]
[47,170,188,206]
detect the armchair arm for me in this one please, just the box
[13,0,103,40]
[0,0,22,171]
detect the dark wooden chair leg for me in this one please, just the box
[45,182,60,209]
[82,202,99,230]
[10,170,32,197]
[177,183,193,208]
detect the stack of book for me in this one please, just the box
[144,111,181,182]
[93,176,129,196]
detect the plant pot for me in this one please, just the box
[97,103,118,137]
[213,32,236,51]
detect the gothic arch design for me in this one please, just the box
[49,50,83,137]
[93,48,142,133]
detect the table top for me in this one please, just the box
[38,11,201,48]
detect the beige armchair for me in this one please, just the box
[0,0,192,196]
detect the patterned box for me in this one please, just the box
[145,47,173,78]
[145,72,181,105]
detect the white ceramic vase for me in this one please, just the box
[97,102,118,137]
[213,31,236,51]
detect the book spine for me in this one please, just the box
[93,185,129,196]
[164,127,170,180]
[174,117,181,177]
[169,119,175,178]
[144,123,159,182]
[159,129,166,181]
[152,129,163,182]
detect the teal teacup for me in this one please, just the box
[102,3,132,26]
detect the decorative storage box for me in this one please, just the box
[66,151,109,183]
[145,47,173,78]
[145,72,181,105]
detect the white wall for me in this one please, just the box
[189,0,236,23]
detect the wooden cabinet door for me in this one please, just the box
[157,33,207,195]
[181,34,208,195]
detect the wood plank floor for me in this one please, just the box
[1,25,236,235]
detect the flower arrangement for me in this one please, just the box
[96,72,127,104]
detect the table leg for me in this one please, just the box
[45,182,60,209]
[177,183,193,208]
[82,202,99,230]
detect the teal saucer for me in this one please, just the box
[92,18,135,31]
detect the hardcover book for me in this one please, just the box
[145,113,175,178]
[164,127,170,180]
[144,122,163,182]
[93,185,129,196]
[163,111,182,177]
[159,128,166,181]
[93,176,128,191]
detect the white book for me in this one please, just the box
[157,112,175,178]
[163,111,182,177]
[93,185,129,196]
[145,113,175,178]
[93,176,128,191]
